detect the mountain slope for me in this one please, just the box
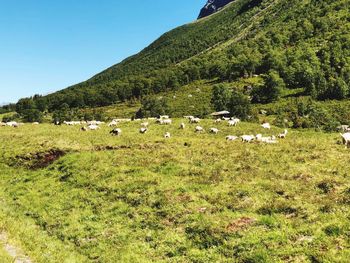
[12,0,350,121]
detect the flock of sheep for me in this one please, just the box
[1,117,350,147]
[79,115,290,144]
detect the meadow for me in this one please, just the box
[0,119,349,262]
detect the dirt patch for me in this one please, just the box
[12,149,67,170]
[0,232,32,263]
[226,217,256,232]
[94,145,132,151]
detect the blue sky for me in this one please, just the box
[0,0,204,103]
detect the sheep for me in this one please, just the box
[6,121,18,127]
[110,128,122,136]
[140,127,148,134]
[161,119,172,125]
[164,132,171,139]
[215,118,222,123]
[88,124,100,130]
[340,133,350,147]
[228,119,240,127]
[189,117,200,124]
[226,135,238,141]
[195,126,204,133]
[184,116,194,120]
[278,129,288,139]
[0,122,6,127]
[81,126,88,131]
[210,128,219,134]
[261,123,271,129]
[256,134,278,144]
[241,135,255,143]
[222,117,230,121]
[108,120,118,127]
[32,122,39,125]
[159,115,169,119]
[180,123,186,129]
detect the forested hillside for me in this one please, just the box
[5,0,350,124]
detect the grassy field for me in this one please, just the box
[0,120,349,262]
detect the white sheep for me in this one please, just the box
[164,132,171,139]
[256,134,278,144]
[226,135,238,141]
[241,135,255,143]
[161,119,172,125]
[278,129,288,139]
[195,126,204,133]
[108,120,118,127]
[88,124,100,130]
[189,117,200,124]
[340,133,350,147]
[215,118,222,123]
[261,123,271,129]
[180,123,186,129]
[228,119,240,127]
[210,128,219,134]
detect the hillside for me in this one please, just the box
[6,0,350,127]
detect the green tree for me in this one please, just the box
[252,70,284,103]
[227,90,252,120]
[211,84,231,111]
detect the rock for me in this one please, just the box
[198,0,235,19]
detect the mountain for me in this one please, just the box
[12,0,350,120]
[198,0,235,19]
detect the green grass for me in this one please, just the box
[0,120,349,262]
[0,246,13,263]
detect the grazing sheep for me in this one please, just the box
[195,126,204,133]
[228,119,240,127]
[184,116,194,120]
[159,115,169,119]
[210,128,219,134]
[189,117,200,124]
[140,127,148,134]
[110,128,122,136]
[215,118,222,123]
[6,121,18,127]
[108,120,118,127]
[226,135,238,141]
[278,129,288,139]
[261,123,271,129]
[241,135,255,143]
[161,119,172,125]
[32,122,39,125]
[180,123,186,129]
[256,134,278,144]
[88,124,100,130]
[340,133,350,147]
[164,132,171,139]
[223,117,230,121]
[0,122,6,127]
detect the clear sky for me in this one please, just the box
[0,0,205,104]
